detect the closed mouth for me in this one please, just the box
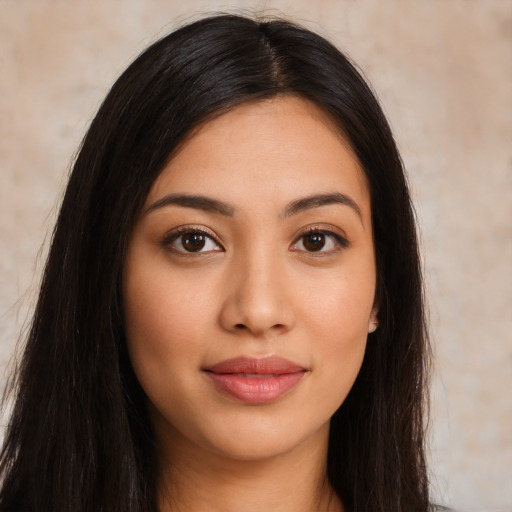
[203,355,308,404]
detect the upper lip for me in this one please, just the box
[204,356,306,375]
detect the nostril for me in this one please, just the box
[234,324,246,330]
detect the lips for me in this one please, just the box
[203,356,307,405]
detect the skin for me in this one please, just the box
[123,96,378,512]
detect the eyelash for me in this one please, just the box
[160,226,223,255]
[160,225,349,256]
[291,226,349,255]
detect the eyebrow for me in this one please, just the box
[282,192,362,220]
[145,191,362,220]
[145,194,235,216]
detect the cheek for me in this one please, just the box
[122,257,213,400]
[303,267,376,341]
[125,275,203,339]
[299,268,375,405]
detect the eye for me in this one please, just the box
[162,228,223,254]
[291,228,348,254]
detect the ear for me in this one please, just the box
[368,304,379,333]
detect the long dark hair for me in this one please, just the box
[0,14,431,512]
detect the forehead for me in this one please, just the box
[146,96,370,217]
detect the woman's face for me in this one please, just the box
[124,96,378,462]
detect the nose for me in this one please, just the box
[218,249,295,337]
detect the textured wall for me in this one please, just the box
[0,1,511,510]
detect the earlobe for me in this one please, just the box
[368,308,379,333]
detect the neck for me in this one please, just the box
[155,423,343,512]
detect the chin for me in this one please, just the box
[193,412,332,464]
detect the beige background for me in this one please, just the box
[0,1,511,510]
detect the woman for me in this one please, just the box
[0,14,432,512]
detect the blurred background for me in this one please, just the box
[0,1,510,510]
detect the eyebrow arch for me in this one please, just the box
[282,192,362,220]
[145,191,362,221]
[145,194,235,216]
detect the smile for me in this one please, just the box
[203,356,308,405]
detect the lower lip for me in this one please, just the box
[205,372,306,404]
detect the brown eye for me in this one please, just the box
[291,229,347,254]
[302,233,326,252]
[163,229,222,254]
[182,232,206,252]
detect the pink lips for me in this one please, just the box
[203,356,307,405]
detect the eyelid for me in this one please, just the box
[159,223,348,256]
[290,224,349,253]
[160,225,224,254]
